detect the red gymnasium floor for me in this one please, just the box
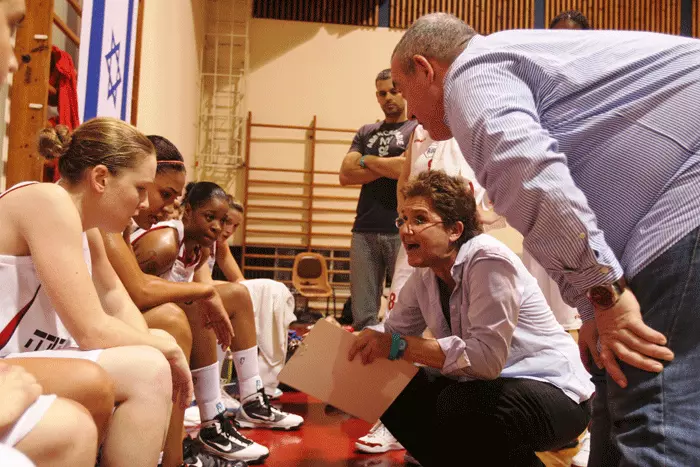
[240,391,405,467]
[235,391,576,467]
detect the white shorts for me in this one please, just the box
[0,394,56,447]
[3,347,103,362]
[0,444,36,466]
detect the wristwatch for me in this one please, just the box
[587,277,627,310]
[388,333,407,361]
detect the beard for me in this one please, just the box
[382,103,403,119]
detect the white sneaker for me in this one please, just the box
[355,421,404,454]
[236,388,304,430]
[571,430,591,467]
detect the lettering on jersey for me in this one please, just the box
[0,285,42,352]
[24,330,67,352]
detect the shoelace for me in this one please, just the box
[219,415,254,445]
[251,389,274,418]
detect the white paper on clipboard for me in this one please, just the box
[278,319,419,423]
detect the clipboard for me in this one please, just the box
[278,319,418,423]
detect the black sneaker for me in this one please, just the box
[180,435,249,467]
[236,388,304,430]
[197,413,269,464]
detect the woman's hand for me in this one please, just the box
[0,363,43,431]
[348,329,393,365]
[151,329,194,409]
[199,291,234,351]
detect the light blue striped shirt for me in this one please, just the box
[445,30,700,321]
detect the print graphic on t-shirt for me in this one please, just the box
[366,130,406,157]
[24,329,68,352]
[425,143,438,171]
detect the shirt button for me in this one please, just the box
[600,267,610,274]
[579,232,586,239]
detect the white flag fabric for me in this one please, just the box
[77,0,139,123]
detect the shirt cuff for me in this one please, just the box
[575,297,595,322]
[561,242,624,295]
[437,336,471,376]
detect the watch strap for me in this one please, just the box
[389,333,401,360]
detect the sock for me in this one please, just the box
[233,346,264,400]
[192,362,226,421]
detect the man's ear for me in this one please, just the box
[413,55,435,83]
[88,165,110,194]
[449,221,464,244]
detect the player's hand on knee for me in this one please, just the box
[0,363,43,429]
[200,292,234,351]
[166,349,194,409]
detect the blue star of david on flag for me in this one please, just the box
[104,31,122,107]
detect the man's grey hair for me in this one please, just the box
[376,68,392,83]
[392,13,476,73]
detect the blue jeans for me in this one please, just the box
[350,232,400,330]
[590,226,700,466]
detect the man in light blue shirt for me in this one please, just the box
[390,12,699,467]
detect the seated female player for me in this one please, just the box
[0,117,193,467]
[131,182,303,433]
[0,2,111,466]
[99,136,256,466]
[349,171,593,467]
[205,194,295,397]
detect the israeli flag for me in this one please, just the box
[77,0,139,123]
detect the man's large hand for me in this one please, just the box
[595,290,674,388]
[200,292,234,350]
[578,319,602,373]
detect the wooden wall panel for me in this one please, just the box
[389,0,535,33]
[694,0,700,37]
[253,0,381,27]
[546,0,680,34]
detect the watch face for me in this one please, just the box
[590,286,615,309]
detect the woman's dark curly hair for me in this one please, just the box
[402,170,483,248]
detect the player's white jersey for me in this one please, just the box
[0,182,92,356]
[130,219,200,283]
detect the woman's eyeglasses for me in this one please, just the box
[395,216,444,231]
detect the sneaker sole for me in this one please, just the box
[236,419,304,431]
[354,442,404,453]
[198,443,270,465]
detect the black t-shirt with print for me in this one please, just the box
[349,119,418,233]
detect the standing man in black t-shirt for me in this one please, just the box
[339,69,418,330]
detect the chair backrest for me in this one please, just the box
[292,252,331,291]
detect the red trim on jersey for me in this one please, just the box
[130,225,173,246]
[0,182,40,201]
[0,285,42,352]
[178,245,202,268]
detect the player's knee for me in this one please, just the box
[154,303,193,356]
[69,360,115,416]
[44,398,98,463]
[127,345,173,400]
[218,282,252,316]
